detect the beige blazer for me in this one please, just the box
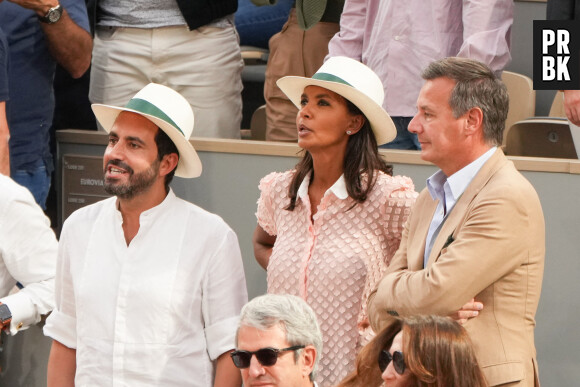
[368,149,545,387]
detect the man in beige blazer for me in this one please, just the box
[368,57,545,387]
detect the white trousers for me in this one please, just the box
[90,24,243,139]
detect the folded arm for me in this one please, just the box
[369,190,534,330]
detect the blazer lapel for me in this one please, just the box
[426,149,509,266]
[408,192,438,271]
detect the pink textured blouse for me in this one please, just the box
[256,170,417,386]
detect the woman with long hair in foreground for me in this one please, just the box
[337,315,488,387]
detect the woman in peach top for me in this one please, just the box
[253,57,418,386]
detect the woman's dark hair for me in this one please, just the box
[155,128,179,191]
[285,99,393,211]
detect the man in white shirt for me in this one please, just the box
[0,174,57,334]
[368,58,545,387]
[233,294,322,387]
[44,83,248,386]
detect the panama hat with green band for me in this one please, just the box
[91,83,202,178]
[276,56,396,145]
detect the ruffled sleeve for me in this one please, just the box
[385,175,418,239]
[256,171,284,236]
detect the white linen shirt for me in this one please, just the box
[44,189,248,386]
[0,175,56,335]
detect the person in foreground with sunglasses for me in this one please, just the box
[337,315,488,387]
[232,294,322,387]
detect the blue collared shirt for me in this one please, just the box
[0,28,8,103]
[423,147,497,266]
[0,0,90,173]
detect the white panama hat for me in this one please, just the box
[91,83,202,178]
[276,56,396,145]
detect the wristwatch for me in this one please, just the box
[0,303,12,328]
[38,3,63,24]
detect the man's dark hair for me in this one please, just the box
[422,57,509,146]
[155,128,179,191]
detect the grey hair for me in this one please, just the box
[237,294,323,381]
[422,57,509,146]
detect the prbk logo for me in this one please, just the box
[533,20,580,90]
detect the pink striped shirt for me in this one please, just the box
[327,0,514,117]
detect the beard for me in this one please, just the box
[104,158,161,200]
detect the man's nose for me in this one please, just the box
[247,355,266,377]
[408,114,420,134]
[106,141,125,160]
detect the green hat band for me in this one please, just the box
[125,98,184,136]
[312,72,353,87]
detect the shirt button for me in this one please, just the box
[17,322,23,330]
[394,35,401,41]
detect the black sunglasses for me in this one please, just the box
[230,345,305,368]
[378,349,406,375]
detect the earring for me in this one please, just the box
[346,131,352,135]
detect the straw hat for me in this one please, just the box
[276,56,396,145]
[92,83,202,178]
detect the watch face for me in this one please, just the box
[0,304,11,322]
[48,11,60,23]
[47,8,62,23]
[41,5,63,24]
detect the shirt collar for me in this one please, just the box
[427,147,497,202]
[297,173,348,201]
[114,188,176,219]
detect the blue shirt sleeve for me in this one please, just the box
[61,0,91,33]
[0,27,8,103]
